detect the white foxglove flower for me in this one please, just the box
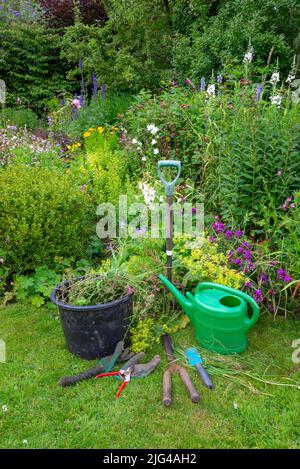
[141,156,146,161]
[151,139,157,145]
[139,182,156,209]
[131,138,137,144]
[206,84,216,98]
[233,403,239,409]
[286,73,295,84]
[147,124,159,135]
[270,72,280,86]
[270,94,282,107]
[2,405,8,412]
[243,48,253,63]
[153,148,159,155]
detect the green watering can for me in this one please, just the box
[159,275,260,354]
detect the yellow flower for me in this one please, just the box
[97,126,105,134]
[166,136,171,142]
[83,131,91,138]
[112,126,118,131]
[67,145,71,150]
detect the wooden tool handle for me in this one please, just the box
[178,367,200,403]
[59,363,105,387]
[163,369,172,406]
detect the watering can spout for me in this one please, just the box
[158,274,194,322]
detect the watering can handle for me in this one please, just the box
[157,160,181,196]
[195,282,259,331]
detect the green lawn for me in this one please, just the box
[0,303,300,449]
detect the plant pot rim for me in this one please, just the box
[50,275,134,311]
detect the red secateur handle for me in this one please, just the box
[96,370,130,398]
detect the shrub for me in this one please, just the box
[216,98,300,229]
[0,3,70,111]
[73,126,136,204]
[0,165,95,274]
[0,108,39,129]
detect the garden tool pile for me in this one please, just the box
[59,340,160,398]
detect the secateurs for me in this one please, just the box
[59,341,160,398]
[96,352,161,399]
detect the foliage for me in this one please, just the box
[50,92,133,141]
[130,318,157,353]
[216,96,300,229]
[12,266,61,308]
[60,0,299,92]
[209,217,297,316]
[0,164,94,275]
[0,2,70,111]
[0,107,39,129]
[59,271,134,306]
[173,234,246,290]
[172,0,300,81]
[60,0,172,91]
[0,125,60,167]
[71,126,136,204]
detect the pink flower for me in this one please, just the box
[72,98,81,109]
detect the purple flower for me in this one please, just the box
[234,258,241,265]
[47,115,53,127]
[217,74,223,84]
[200,77,206,92]
[225,230,233,239]
[244,250,252,260]
[211,221,225,233]
[242,241,250,248]
[79,59,84,74]
[277,170,282,176]
[101,83,106,103]
[256,84,263,102]
[245,281,251,288]
[79,95,84,106]
[253,289,263,303]
[171,79,178,87]
[192,207,197,215]
[283,274,292,283]
[126,286,134,295]
[92,73,98,97]
[236,247,244,254]
[209,236,215,243]
[227,250,234,257]
[277,268,286,280]
[260,273,268,284]
[290,203,295,209]
[235,230,243,238]
[61,98,65,107]
[119,131,127,144]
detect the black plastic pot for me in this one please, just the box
[50,277,133,360]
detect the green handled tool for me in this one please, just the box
[158,160,200,406]
[186,348,214,390]
[157,160,181,282]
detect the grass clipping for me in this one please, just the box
[177,346,300,397]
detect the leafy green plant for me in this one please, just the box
[13,266,61,308]
[0,164,95,275]
[0,108,39,129]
